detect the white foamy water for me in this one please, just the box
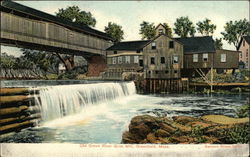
[35,82,136,122]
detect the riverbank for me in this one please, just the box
[122,115,249,144]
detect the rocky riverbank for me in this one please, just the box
[122,115,249,144]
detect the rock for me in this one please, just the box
[155,129,170,137]
[201,115,249,125]
[159,123,177,133]
[129,123,151,139]
[122,114,249,144]
[158,137,170,144]
[146,133,157,143]
[170,136,195,143]
[187,121,215,129]
[172,116,197,125]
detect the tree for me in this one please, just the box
[104,22,124,43]
[174,16,196,37]
[20,49,60,78]
[196,18,216,36]
[139,21,156,40]
[55,6,96,27]
[221,19,250,49]
[162,22,173,37]
[55,6,97,71]
[214,38,223,49]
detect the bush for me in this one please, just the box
[58,65,87,79]
[236,99,250,118]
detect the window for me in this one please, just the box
[174,70,178,74]
[169,41,174,48]
[151,57,155,64]
[118,56,123,64]
[125,56,130,63]
[246,49,249,57]
[155,71,159,74]
[203,53,208,62]
[136,50,141,53]
[114,51,117,54]
[160,57,165,64]
[173,56,178,64]
[151,42,156,49]
[158,29,163,35]
[134,56,139,63]
[139,59,143,66]
[243,40,245,47]
[148,71,151,74]
[221,54,226,62]
[240,52,242,58]
[165,70,169,74]
[112,57,116,64]
[193,54,198,62]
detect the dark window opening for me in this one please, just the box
[136,50,141,53]
[160,57,165,64]
[114,51,117,54]
[151,57,155,64]
[165,70,169,74]
[148,71,151,74]
[243,40,245,47]
[139,59,143,66]
[169,41,174,48]
[174,70,178,74]
[155,71,159,74]
[151,42,156,49]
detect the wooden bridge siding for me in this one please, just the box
[1,12,112,55]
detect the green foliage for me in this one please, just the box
[58,66,87,79]
[196,18,216,36]
[162,23,173,37]
[190,126,207,143]
[104,22,124,43]
[56,6,96,27]
[221,19,250,49]
[0,52,16,68]
[214,38,223,49]
[174,16,196,37]
[139,21,156,40]
[220,123,250,144]
[236,100,250,118]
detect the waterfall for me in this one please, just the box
[35,82,136,122]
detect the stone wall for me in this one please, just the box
[86,56,107,77]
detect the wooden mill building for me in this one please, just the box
[104,24,184,80]
[176,36,239,77]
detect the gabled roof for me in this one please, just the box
[175,36,216,54]
[0,1,113,41]
[106,40,150,51]
[155,23,167,30]
[237,36,250,50]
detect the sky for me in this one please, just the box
[1,0,249,57]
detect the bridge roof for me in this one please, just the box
[1,1,113,41]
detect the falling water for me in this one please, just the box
[36,82,136,122]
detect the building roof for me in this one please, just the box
[237,36,250,50]
[106,40,150,51]
[175,36,216,54]
[0,1,113,41]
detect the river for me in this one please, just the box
[0,81,248,143]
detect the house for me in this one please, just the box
[105,34,183,80]
[105,40,148,79]
[237,36,250,70]
[143,35,183,79]
[175,36,239,77]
